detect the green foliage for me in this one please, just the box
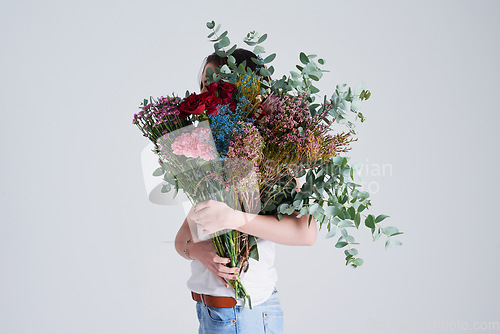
[201,20,402,268]
[264,155,403,268]
[204,21,276,86]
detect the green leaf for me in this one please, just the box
[238,62,246,74]
[340,228,348,238]
[353,258,363,266]
[206,21,215,29]
[153,167,164,176]
[385,239,403,249]
[259,67,271,77]
[290,71,301,80]
[257,33,267,44]
[215,49,227,57]
[335,241,348,248]
[226,44,237,55]
[253,45,265,54]
[324,206,340,217]
[309,203,320,214]
[318,58,325,65]
[325,226,338,239]
[347,207,356,220]
[375,214,390,223]
[339,220,354,228]
[382,226,400,236]
[217,36,230,48]
[354,213,361,228]
[310,85,320,94]
[249,244,259,261]
[299,52,309,65]
[264,53,276,63]
[347,248,358,256]
[341,157,348,169]
[365,214,375,228]
[217,31,228,40]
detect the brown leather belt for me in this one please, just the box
[191,291,237,308]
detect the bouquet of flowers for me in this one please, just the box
[133,20,403,308]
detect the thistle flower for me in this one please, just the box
[258,93,356,173]
[132,95,185,143]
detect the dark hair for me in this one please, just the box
[199,48,269,90]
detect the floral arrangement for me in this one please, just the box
[133,20,403,308]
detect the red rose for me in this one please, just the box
[178,93,205,117]
[222,97,236,111]
[198,92,211,102]
[203,95,223,116]
[207,82,219,95]
[219,82,236,98]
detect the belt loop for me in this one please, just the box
[200,293,205,305]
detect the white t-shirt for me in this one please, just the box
[187,237,278,307]
[141,143,278,307]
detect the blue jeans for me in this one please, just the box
[195,288,284,334]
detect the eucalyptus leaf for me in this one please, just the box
[382,226,399,236]
[220,64,231,74]
[365,214,375,228]
[353,258,363,266]
[153,167,164,176]
[299,52,309,64]
[257,33,268,44]
[308,203,320,214]
[354,213,361,228]
[375,214,390,223]
[218,36,230,48]
[324,206,340,217]
[326,226,338,239]
[264,53,276,63]
[226,44,237,55]
[260,67,271,77]
[335,241,348,248]
[385,239,403,249]
[254,45,265,54]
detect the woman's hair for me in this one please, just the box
[199,48,268,90]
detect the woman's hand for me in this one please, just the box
[187,200,244,235]
[187,239,240,288]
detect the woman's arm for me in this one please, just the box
[188,201,317,246]
[174,206,240,287]
[237,210,317,246]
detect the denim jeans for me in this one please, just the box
[195,288,284,334]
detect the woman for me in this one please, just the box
[174,49,317,334]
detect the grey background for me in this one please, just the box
[1,0,499,333]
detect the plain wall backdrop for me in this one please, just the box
[1,0,499,333]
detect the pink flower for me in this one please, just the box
[170,128,218,161]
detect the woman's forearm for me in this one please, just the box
[234,211,317,246]
[175,218,193,260]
